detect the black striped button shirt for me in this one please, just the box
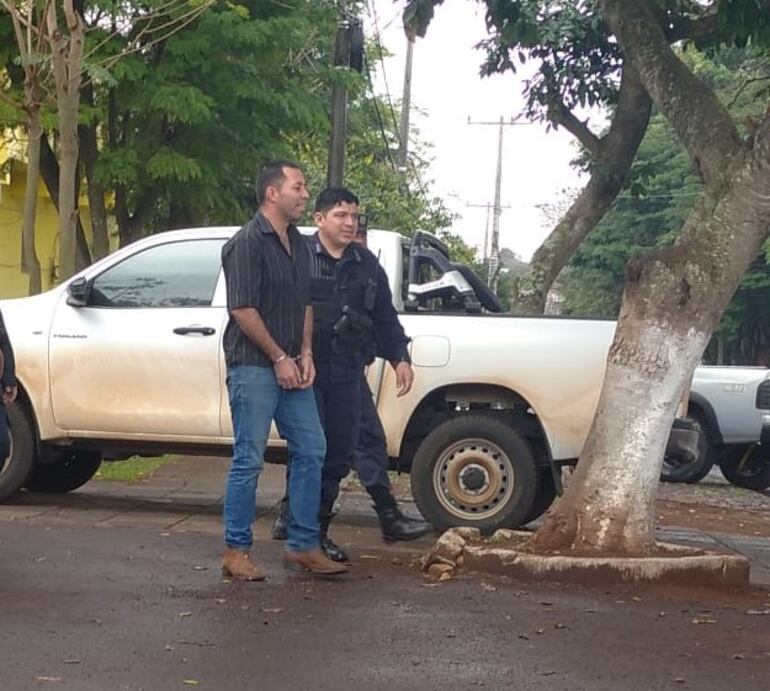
[221,212,311,368]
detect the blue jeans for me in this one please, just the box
[224,365,326,552]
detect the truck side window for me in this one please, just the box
[89,239,226,308]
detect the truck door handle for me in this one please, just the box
[173,326,215,336]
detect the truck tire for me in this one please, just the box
[410,414,538,534]
[720,445,770,492]
[523,466,558,525]
[660,417,715,484]
[0,403,37,502]
[24,450,102,493]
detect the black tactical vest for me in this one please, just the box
[307,237,378,362]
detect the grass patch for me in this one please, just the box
[94,455,176,483]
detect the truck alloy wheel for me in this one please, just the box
[410,414,539,533]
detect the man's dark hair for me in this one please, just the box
[314,187,359,214]
[256,160,303,206]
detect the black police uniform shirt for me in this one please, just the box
[306,233,409,380]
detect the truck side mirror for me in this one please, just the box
[66,277,91,307]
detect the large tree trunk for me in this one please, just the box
[39,132,92,268]
[79,121,109,259]
[47,0,85,282]
[21,108,43,295]
[56,98,80,280]
[531,0,770,555]
[80,84,109,260]
[514,67,651,314]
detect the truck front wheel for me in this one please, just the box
[410,414,538,534]
[0,402,37,502]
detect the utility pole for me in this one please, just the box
[467,116,531,291]
[397,37,415,169]
[466,201,511,265]
[327,3,363,187]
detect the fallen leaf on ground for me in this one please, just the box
[260,608,284,614]
[179,612,193,618]
[34,677,62,683]
[183,680,199,686]
[193,566,207,571]
[360,554,381,560]
[692,618,717,624]
[746,609,770,615]
[481,582,497,592]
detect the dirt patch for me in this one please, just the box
[657,499,770,537]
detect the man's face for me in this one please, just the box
[270,167,309,222]
[314,201,358,252]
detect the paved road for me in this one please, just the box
[1,458,770,689]
[2,519,769,691]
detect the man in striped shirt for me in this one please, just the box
[220,161,347,579]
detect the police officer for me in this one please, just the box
[350,218,431,543]
[274,187,414,562]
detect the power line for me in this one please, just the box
[362,52,399,174]
[367,0,430,200]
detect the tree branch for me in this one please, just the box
[598,0,742,193]
[728,76,770,109]
[549,101,602,154]
[515,64,650,314]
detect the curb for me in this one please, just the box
[423,528,751,588]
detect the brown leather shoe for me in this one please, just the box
[222,548,266,581]
[284,548,349,575]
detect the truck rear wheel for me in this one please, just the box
[0,403,37,502]
[720,444,770,491]
[410,414,538,534]
[24,450,102,493]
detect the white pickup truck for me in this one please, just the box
[0,227,698,531]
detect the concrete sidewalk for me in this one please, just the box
[1,455,768,586]
[0,456,437,558]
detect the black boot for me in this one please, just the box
[319,512,349,562]
[375,500,432,543]
[271,497,289,541]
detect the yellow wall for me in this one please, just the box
[0,155,93,298]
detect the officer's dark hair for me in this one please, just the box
[314,187,359,214]
[256,160,303,206]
